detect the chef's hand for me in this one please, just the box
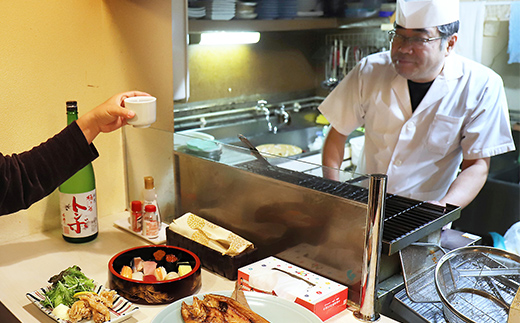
[427,200,446,207]
[321,127,348,181]
[76,91,151,144]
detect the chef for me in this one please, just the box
[319,0,515,208]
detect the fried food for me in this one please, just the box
[68,291,115,323]
[92,309,110,323]
[68,300,91,323]
[98,290,116,308]
[181,294,270,323]
[78,293,110,322]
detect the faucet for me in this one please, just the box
[256,100,276,133]
[275,104,290,126]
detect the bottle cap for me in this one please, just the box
[144,204,156,212]
[144,176,154,189]
[131,200,142,212]
[66,101,78,112]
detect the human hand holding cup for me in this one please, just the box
[124,96,157,128]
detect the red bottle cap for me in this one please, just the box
[131,200,142,212]
[144,204,156,212]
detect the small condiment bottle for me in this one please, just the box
[130,200,143,233]
[143,176,161,224]
[142,204,159,239]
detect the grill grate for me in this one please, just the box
[237,160,460,255]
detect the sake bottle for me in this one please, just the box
[143,176,161,225]
[59,101,98,243]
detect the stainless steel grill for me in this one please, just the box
[237,159,460,256]
[383,196,459,255]
[174,131,462,310]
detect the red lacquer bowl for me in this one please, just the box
[108,245,201,304]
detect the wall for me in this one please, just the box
[105,0,175,223]
[482,21,520,112]
[186,8,519,112]
[457,0,520,112]
[0,0,173,243]
[187,31,323,102]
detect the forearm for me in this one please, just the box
[76,115,100,145]
[0,122,98,215]
[439,158,490,209]
[322,127,348,180]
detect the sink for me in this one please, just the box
[226,126,325,154]
[180,110,327,155]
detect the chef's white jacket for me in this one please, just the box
[319,51,515,201]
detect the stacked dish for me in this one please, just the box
[279,0,298,19]
[186,138,222,161]
[236,1,257,19]
[256,0,279,19]
[190,0,236,20]
[188,6,206,19]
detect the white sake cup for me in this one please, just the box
[124,96,157,128]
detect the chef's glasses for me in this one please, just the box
[388,30,443,48]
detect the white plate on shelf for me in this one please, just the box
[26,283,139,323]
[236,13,258,19]
[114,217,168,245]
[151,290,322,323]
[297,10,324,17]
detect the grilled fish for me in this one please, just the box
[181,294,270,323]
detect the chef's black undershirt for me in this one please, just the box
[408,80,434,112]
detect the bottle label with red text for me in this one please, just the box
[144,219,159,237]
[60,190,98,238]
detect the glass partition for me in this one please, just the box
[173,131,372,304]
[174,131,368,185]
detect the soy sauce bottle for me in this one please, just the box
[59,101,98,243]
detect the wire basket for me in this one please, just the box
[434,246,520,323]
[400,242,446,303]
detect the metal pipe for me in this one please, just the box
[354,173,387,322]
[174,106,259,123]
[174,96,325,123]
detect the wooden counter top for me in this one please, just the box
[0,213,397,323]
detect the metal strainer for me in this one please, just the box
[434,246,520,323]
[400,242,446,303]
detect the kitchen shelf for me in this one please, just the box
[188,17,387,33]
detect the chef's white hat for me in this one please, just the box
[396,0,459,29]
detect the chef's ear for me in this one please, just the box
[445,34,457,55]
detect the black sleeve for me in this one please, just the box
[0,121,99,215]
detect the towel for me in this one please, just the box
[509,2,520,64]
[457,2,486,63]
[169,212,254,256]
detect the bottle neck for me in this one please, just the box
[66,110,78,125]
[143,188,156,201]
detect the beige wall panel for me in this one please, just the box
[0,0,173,243]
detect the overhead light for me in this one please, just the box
[196,32,260,45]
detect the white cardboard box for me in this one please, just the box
[237,256,348,321]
